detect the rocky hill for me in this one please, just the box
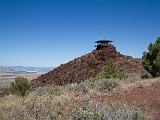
[32,45,144,89]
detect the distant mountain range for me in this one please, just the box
[0,66,53,73]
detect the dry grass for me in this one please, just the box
[0,94,151,120]
[121,77,160,90]
[0,77,159,119]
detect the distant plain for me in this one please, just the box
[0,66,52,89]
[0,72,44,89]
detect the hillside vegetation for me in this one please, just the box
[0,77,160,120]
[142,37,160,77]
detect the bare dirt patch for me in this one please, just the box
[97,78,160,119]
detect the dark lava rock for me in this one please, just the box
[31,46,144,89]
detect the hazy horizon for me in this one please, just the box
[1,0,160,67]
[0,62,54,67]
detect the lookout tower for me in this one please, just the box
[95,38,114,50]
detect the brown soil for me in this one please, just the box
[86,78,160,119]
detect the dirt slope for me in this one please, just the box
[32,46,144,89]
[87,77,160,119]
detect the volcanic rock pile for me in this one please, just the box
[32,45,144,89]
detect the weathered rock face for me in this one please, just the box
[32,46,144,89]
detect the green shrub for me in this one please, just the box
[8,76,32,96]
[83,78,97,89]
[30,84,64,96]
[49,85,64,96]
[79,78,119,92]
[96,61,127,80]
[96,79,119,92]
[142,37,160,77]
[70,103,151,120]
[0,112,5,120]
[68,83,89,94]
[71,107,103,120]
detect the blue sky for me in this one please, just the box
[0,0,160,67]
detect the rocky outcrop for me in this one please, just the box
[32,46,144,89]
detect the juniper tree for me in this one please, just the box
[142,37,160,77]
[9,76,32,96]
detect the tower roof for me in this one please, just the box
[95,40,113,44]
